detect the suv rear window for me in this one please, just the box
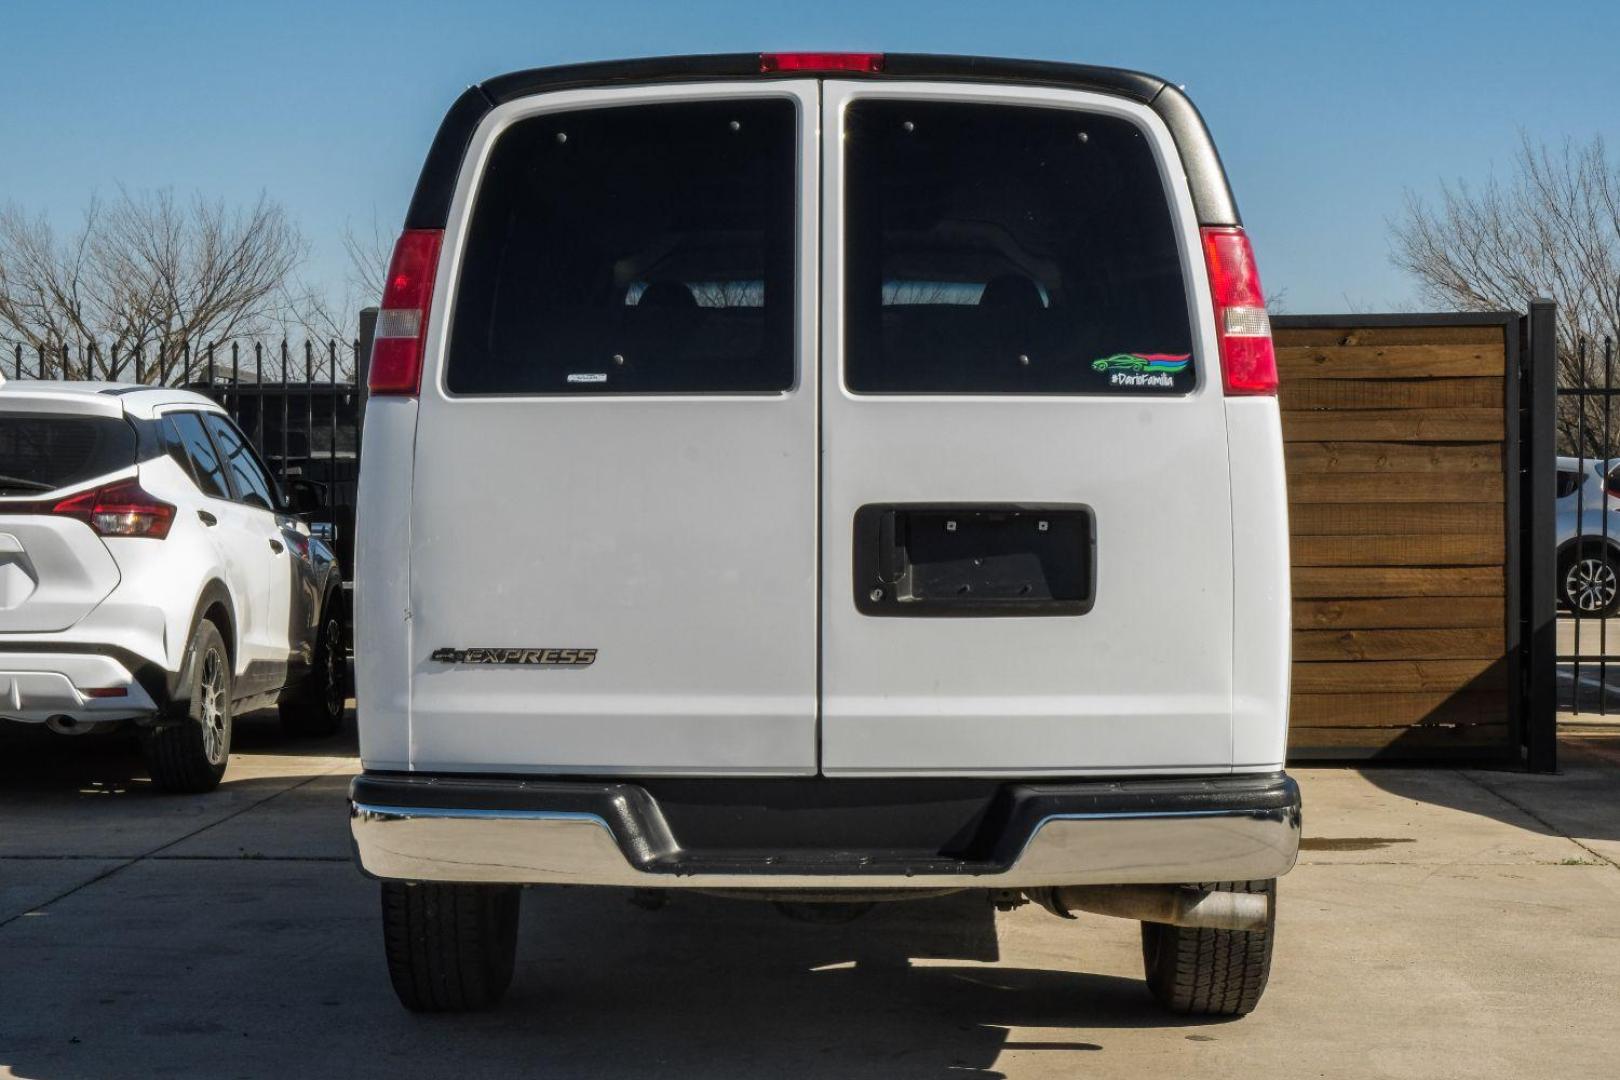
[0,413,137,494]
[446,98,798,395]
[843,100,1195,394]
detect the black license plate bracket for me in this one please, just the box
[853,504,1096,617]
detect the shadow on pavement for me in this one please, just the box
[1351,736,1620,846]
[1,883,1206,1080]
[0,707,356,793]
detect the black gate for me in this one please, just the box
[1539,311,1620,727]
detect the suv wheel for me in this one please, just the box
[142,619,232,794]
[1140,879,1275,1016]
[279,607,346,737]
[1562,546,1620,617]
[381,881,520,1012]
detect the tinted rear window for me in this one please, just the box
[843,100,1194,394]
[446,98,798,395]
[0,413,137,494]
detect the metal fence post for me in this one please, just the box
[357,307,377,436]
[254,343,265,450]
[328,339,339,518]
[280,340,290,486]
[304,340,315,479]
[1525,298,1559,772]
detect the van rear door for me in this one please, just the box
[407,83,821,774]
[818,81,1235,775]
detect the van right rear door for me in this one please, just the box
[817,80,1236,776]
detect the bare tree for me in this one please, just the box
[1391,134,1620,453]
[342,215,393,304]
[274,214,394,372]
[0,188,304,382]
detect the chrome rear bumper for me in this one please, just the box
[350,773,1301,889]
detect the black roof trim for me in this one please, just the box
[404,84,495,230]
[402,53,1239,231]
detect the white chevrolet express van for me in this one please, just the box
[350,52,1297,1016]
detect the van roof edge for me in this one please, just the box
[403,53,1239,232]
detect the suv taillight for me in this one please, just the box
[369,228,444,397]
[1200,226,1277,396]
[52,478,175,539]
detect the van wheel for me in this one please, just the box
[279,607,346,737]
[381,881,520,1012]
[142,619,232,794]
[1140,879,1275,1016]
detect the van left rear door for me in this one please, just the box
[406,82,821,775]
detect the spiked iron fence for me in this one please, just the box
[1554,334,1620,717]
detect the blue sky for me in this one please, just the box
[4,0,1619,316]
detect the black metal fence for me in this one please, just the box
[6,340,363,570]
[1553,333,1620,716]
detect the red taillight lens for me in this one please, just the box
[53,478,175,539]
[1200,226,1277,396]
[760,52,884,73]
[369,228,444,397]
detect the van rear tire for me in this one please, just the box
[1140,879,1275,1016]
[381,881,520,1012]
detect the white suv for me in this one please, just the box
[0,380,346,791]
[351,53,1298,1017]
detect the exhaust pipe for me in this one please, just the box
[1027,885,1270,932]
[46,715,110,737]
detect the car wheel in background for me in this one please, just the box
[142,619,232,794]
[381,881,521,1012]
[279,607,346,738]
[1562,546,1620,617]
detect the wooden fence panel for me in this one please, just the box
[1274,315,1519,759]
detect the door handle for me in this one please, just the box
[269,538,285,554]
[196,510,217,527]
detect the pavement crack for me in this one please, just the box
[0,769,339,930]
[1455,769,1620,872]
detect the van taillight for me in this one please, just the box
[370,228,444,397]
[1200,226,1277,396]
[760,52,884,73]
[52,478,175,539]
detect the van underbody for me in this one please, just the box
[351,52,1298,1016]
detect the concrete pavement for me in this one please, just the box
[2,715,1618,1080]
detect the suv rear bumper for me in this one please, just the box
[0,652,159,722]
[349,772,1301,889]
